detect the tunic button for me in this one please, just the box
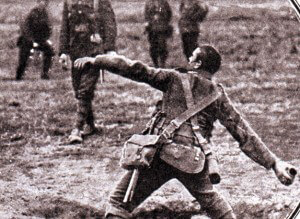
[78,10,82,14]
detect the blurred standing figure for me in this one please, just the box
[16,0,54,80]
[144,0,173,68]
[59,0,117,144]
[179,0,208,61]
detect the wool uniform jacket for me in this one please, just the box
[20,6,52,43]
[93,54,278,170]
[144,0,172,32]
[178,0,208,34]
[59,0,117,58]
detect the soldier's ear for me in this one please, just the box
[189,59,202,70]
[194,60,202,69]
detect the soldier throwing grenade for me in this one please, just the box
[59,0,117,143]
[16,0,54,80]
[74,46,297,219]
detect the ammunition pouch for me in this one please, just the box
[160,142,205,174]
[120,134,160,170]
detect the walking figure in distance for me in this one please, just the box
[59,0,117,143]
[16,0,54,80]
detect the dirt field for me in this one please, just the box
[0,0,299,218]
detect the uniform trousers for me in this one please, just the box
[106,155,236,219]
[147,31,169,68]
[181,31,199,61]
[16,37,54,80]
[71,61,100,130]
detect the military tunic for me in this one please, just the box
[144,0,173,68]
[179,0,208,60]
[59,0,117,58]
[93,55,277,218]
[16,5,54,80]
[59,0,117,130]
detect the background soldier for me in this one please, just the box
[144,0,173,68]
[15,0,54,80]
[74,46,297,219]
[179,0,208,61]
[59,0,117,143]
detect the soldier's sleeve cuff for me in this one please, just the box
[264,153,278,170]
[239,135,279,170]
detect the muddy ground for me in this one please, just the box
[0,0,299,218]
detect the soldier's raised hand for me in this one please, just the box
[273,159,297,186]
[74,57,96,69]
[59,53,70,70]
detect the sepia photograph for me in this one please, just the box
[0,0,299,218]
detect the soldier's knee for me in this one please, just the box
[77,98,92,107]
[196,191,234,219]
[77,90,94,100]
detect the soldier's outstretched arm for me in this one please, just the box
[216,86,297,185]
[74,54,172,91]
[74,57,96,69]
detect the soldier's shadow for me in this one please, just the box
[0,77,17,81]
[0,77,42,81]
[133,209,200,219]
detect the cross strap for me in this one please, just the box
[180,73,218,155]
[160,73,221,142]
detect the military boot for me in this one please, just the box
[83,124,101,136]
[41,73,50,80]
[68,128,83,144]
[83,110,102,136]
[16,66,25,80]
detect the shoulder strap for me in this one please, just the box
[160,73,220,142]
[180,74,215,155]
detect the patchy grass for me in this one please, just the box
[0,0,299,218]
